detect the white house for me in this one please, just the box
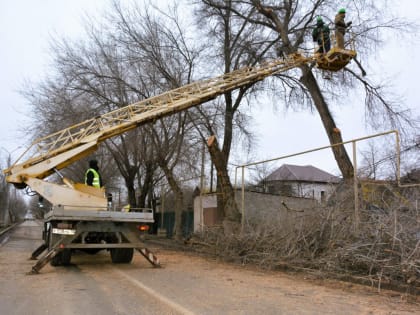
[192,164,341,232]
[262,164,341,202]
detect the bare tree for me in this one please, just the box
[112,1,202,236]
[0,152,27,224]
[0,153,11,225]
[358,141,382,180]
[23,1,202,236]
[150,113,201,239]
[22,22,158,207]
[193,0,281,231]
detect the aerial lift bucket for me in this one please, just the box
[314,31,357,72]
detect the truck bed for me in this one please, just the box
[44,207,154,223]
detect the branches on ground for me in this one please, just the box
[192,184,420,290]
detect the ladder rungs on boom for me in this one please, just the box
[7,53,311,176]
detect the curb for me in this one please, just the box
[0,222,20,237]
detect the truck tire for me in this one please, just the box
[51,249,72,266]
[110,248,133,263]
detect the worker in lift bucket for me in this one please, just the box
[85,159,103,188]
[334,8,352,49]
[312,16,331,54]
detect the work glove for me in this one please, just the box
[346,21,352,27]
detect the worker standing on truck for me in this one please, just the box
[334,8,352,49]
[85,159,103,188]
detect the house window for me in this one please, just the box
[321,191,326,203]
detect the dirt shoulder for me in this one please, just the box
[145,236,419,304]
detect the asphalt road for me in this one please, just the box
[0,221,418,315]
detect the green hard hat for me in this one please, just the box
[338,8,346,14]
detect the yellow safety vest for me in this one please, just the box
[85,168,101,188]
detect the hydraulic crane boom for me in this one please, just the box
[3,47,356,210]
[5,53,311,184]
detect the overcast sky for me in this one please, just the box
[1,0,419,176]
[0,0,105,153]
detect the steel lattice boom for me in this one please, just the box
[5,53,312,183]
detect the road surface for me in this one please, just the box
[0,221,418,314]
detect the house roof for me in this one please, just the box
[265,164,341,183]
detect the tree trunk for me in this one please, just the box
[300,65,354,179]
[125,180,137,208]
[207,135,241,234]
[160,164,184,240]
[137,163,154,208]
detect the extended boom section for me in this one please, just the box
[5,54,311,185]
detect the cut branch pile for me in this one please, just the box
[190,186,419,293]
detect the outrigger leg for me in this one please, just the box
[28,247,64,275]
[30,243,48,260]
[136,247,161,267]
[27,235,70,275]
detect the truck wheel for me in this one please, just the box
[110,248,133,263]
[51,249,72,266]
